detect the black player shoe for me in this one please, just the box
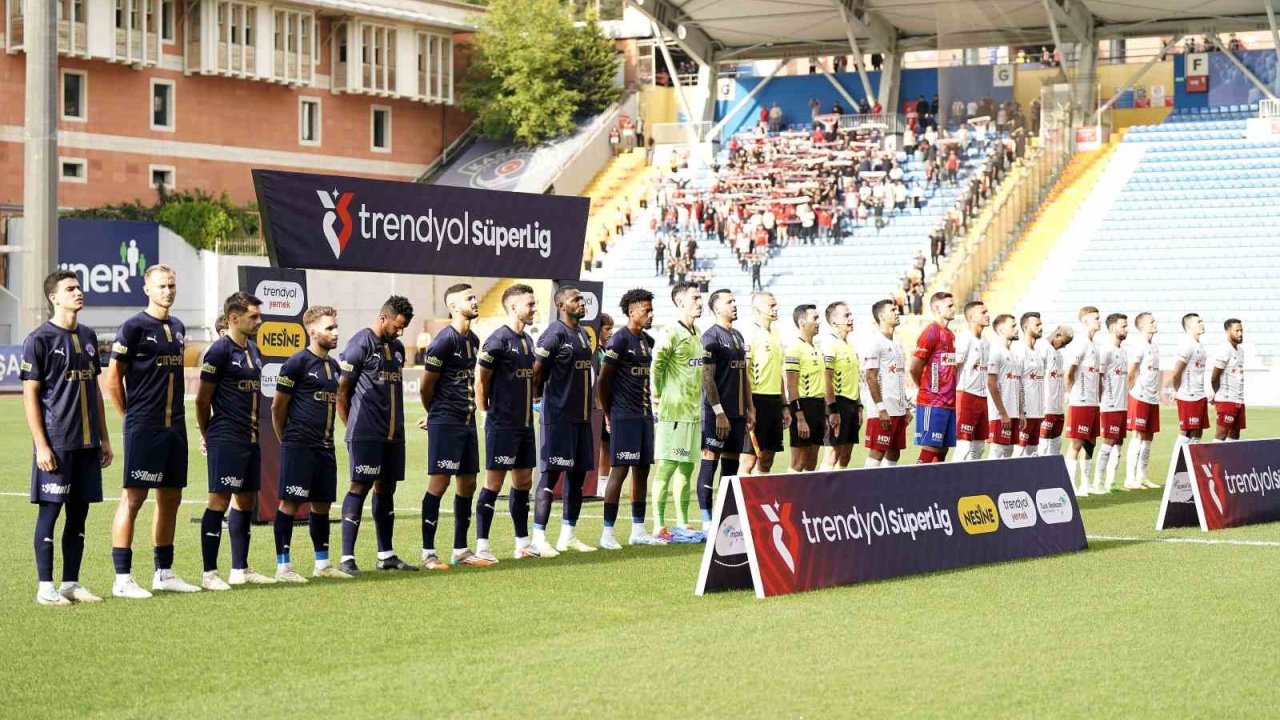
[338,559,362,576]
[375,555,419,572]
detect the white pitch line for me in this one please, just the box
[1088,534,1280,548]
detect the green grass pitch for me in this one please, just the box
[3,397,1279,718]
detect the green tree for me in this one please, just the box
[461,0,620,145]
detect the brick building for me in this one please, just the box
[0,0,475,209]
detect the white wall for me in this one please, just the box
[548,92,639,197]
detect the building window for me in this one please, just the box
[59,158,87,184]
[360,22,396,93]
[161,0,173,41]
[150,78,174,130]
[150,164,175,190]
[417,32,454,103]
[61,70,87,121]
[299,97,320,145]
[371,105,390,152]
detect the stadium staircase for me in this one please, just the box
[601,146,989,328]
[981,135,1122,312]
[1008,106,1280,363]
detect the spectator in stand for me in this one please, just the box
[871,52,883,71]
[946,151,960,187]
[609,127,620,155]
[904,125,916,158]
[750,253,764,292]
[913,250,927,286]
[654,236,667,276]
[809,97,821,121]
[858,98,871,115]
[769,102,783,133]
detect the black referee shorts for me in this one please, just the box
[744,393,785,454]
[824,396,861,446]
[789,398,826,449]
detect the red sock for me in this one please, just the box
[917,448,941,464]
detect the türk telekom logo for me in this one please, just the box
[759,501,800,574]
[317,189,354,259]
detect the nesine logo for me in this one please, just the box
[317,189,355,259]
[258,322,306,355]
[957,495,1000,534]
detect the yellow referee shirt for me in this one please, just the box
[746,322,784,396]
[821,334,861,402]
[785,338,824,399]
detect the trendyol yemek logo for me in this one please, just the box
[318,189,355,259]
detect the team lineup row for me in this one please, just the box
[19,265,1247,605]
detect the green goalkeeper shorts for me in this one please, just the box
[655,420,701,463]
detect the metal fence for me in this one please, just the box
[215,236,267,256]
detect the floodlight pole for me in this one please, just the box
[23,0,59,335]
[1214,33,1279,100]
[652,21,703,160]
[1091,35,1182,122]
[814,58,860,112]
[834,2,877,103]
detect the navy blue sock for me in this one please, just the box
[696,458,718,513]
[563,472,585,525]
[453,495,473,551]
[274,511,294,564]
[153,543,174,572]
[603,501,619,528]
[631,501,647,525]
[112,546,133,575]
[200,509,225,572]
[34,502,60,583]
[475,487,499,540]
[227,508,251,571]
[510,488,531,538]
[534,471,559,530]
[421,491,442,551]
[340,491,364,558]
[309,512,330,560]
[371,488,395,553]
[61,501,88,583]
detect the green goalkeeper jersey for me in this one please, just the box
[651,321,706,423]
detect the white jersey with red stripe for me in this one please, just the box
[955,330,989,397]
[1124,336,1161,405]
[1098,341,1128,413]
[1212,344,1245,404]
[986,342,1022,419]
[860,333,908,416]
[1039,340,1065,415]
[1016,341,1046,419]
[1175,336,1207,401]
[1065,335,1101,407]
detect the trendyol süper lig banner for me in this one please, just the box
[1157,439,1280,532]
[697,456,1087,598]
[252,169,589,278]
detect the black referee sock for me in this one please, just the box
[509,488,531,538]
[371,488,396,554]
[227,508,251,571]
[421,491,442,552]
[696,459,718,513]
[62,501,88,583]
[453,495,473,551]
[200,509,225,572]
[34,502,60,583]
[475,488,499,541]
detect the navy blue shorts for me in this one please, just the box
[485,426,536,471]
[610,416,654,466]
[207,443,261,494]
[915,405,958,449]
[702,409,747,454]
[122,428,188,489]
[541,421,595,473]
[347,440,406,484]
[279,445,337,504]
[428,422,479,476]
[30,448,104,504]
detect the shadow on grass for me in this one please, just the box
[1076,487,1165,510]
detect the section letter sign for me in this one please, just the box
[57,218,159,306]
[1157,439,1280,531]
[238,266,309,523]
[252,169,589,279]
[697,456,1087,598]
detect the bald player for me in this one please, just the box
[739,292,790,475]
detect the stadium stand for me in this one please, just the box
[1017,105,1279,363]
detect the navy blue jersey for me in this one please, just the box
[110,312,186,432]
[339,328,406,442]
[602,327,653,419]
[20,322,102,450]
[535,320,594,424]
[703,324,749,418]
[423,325,479,425]
[276,348,340,448]
[200,335,263,445]
[477,325,535,429]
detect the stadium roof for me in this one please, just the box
[628,0,1278,64]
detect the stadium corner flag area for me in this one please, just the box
[7,0,1280,716]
